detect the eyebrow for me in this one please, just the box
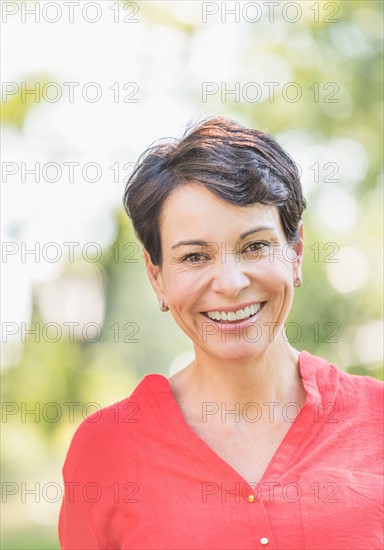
[171,226,276,249]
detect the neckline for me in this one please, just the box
[139,350,324,408]
[139,350,325,490]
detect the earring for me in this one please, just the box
[159,299,169,312]
[294,276,302,288]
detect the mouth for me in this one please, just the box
[201,301,267,324]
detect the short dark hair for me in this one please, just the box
[123,117,306,266]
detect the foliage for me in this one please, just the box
[1,0,383,546]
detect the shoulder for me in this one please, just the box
[300,349,383,387]
[337,365,383,397]
[300,350,383,410]
[62,373,170,476]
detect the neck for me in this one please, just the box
[170,338,306,422]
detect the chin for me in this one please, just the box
[204,341,268,362]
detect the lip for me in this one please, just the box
[201,301,267,331]
[201,300,266,314]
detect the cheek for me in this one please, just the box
[163,272,201,305]
[267,253,295,277]
[249,255,293,283]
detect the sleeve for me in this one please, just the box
[58,419,103,550]
[57,395,140,548]
[58,477,101,550]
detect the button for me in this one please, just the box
[260,538,269,545]
[247,494,255,502]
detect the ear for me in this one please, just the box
[143,248,165,299]
[293,221,304,279]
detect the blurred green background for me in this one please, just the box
[1,0,383,548]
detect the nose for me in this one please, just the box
[211,254,251,297]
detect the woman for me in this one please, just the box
[59,117,383,549]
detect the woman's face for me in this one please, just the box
[144,183,304,361]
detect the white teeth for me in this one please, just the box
[206,302,262,322]
[236,310,245,320]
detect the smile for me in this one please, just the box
[203,302,266,323]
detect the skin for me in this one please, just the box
[144,182,306,483]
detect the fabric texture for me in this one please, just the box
[59,350,384,549]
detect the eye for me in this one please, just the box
[244,241,270,253]
[181,253,209,263]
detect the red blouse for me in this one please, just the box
[59,350,383,549]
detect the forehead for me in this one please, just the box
[159,183,284,243]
